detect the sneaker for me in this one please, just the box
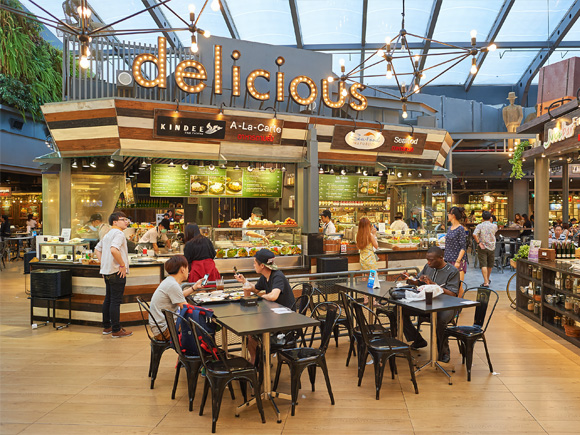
[111,328,133,338]
[438,353,450,364]
[410,338,428,350]
[200,367,206,378]
[102,328,113,335]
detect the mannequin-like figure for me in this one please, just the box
[502,92,524,133]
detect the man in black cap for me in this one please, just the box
[242,206,268,242]
[234,249,295,364]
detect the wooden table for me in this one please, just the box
[209,300,319,423]
[336,279,479,384]
[6,236,34,261]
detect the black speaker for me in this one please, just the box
[317,256,348,273]
[30,269,72,298]
[24,251,36,274]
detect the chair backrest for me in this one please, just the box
[292,294,311,315]
[339,291,356,334]
[463,287,499,331]
[162,309,184,357]
[458,280,467,299]
[350,300,383,348]
[311,302,340,352]
[187,318,228,371]
[136,296,157,341]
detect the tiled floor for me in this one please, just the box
[1,261,579,434]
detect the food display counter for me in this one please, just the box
[207,224,303,273]
[30,255,165,326]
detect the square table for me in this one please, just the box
[336,279,479,384]
[209,300,319,423]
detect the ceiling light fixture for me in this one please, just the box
[208,162,215,170]
[260,163,266,171]
[329,167,335,175]
[340,168,347,175]
[168,160,175,168]
[378,170,383,177]
[108,158,115,167]
[362,169,368,176]
[89,159,96,168]
[234,162,240,170]
[182,162,189,170]
[281,164,287,172]
[132,167,140,174]
[72,159,78,168]
[319,166,324,174]
[220,162,227,169]
[247,163,254,172]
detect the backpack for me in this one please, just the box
[175,304,217,357]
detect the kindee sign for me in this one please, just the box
[132,37,368,112]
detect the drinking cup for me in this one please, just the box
[425,290,433,304]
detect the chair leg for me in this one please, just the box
[150,344,168,389]
[346,336,357,367]
[186,363,201,412]
[290,366,305,416]
[309,325,317,347]
[388,355,397,379]
[273,358,283,391]
[405,352,419,394]
[171,361,181,400]
[333,324,340,347]
[239,380,248,402]
[373,354,387,400]
[357,346,368,387]
[319,356,334,405]
[249,374,266,423]
[227,382,236,400]
[481,335,493,373]
[211,380,229,433]
[464,340,475,382]
[307,364,316,391]
[199,377,210,416]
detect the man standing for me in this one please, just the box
[390,212,409,232]
[402,246,459,363]
[95,211,132,338]
[321,210,336,235]
[242,207,268,242]
[473,210,498,287]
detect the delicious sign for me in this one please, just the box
[331,125,426,155]
[153,110,284,144]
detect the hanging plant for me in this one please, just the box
[509,140,530,180]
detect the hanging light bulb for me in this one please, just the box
[339,58,345,73]
[77,5,91,18]
[327,76,334,83]
[260,163,266,171]
[402,102,408,119]
[211,0,220,11]
[188,3,196,19]
[470,29,477,46]
[79,55,90,69]
[132,166,140,174]
[386,63,393,79]
[191,34,198,53]
[488,43,497,51]
[198,160,205,168]
[201,29,211,38]
[341,88,348,97]
[470,57,478,75]
[377,49,384,57]
[414,83,420,93]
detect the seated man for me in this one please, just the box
[234,249,296,363]
[549,225,567,247]
[149,255,203,340]
[402,246,460,363]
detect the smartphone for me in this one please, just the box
[233,266,238,275]
[201,274,210,286]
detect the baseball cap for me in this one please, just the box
[255,248,278,270]
[251,207,263,216]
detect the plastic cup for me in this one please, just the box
[425,290,433,305]
[243,281,252,297]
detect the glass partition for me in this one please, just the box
[392,177,448,232]
[42,174,60,235]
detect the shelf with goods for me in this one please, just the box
[516,259,580,346]
[318,200,389,228]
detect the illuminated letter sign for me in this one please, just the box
[132,36,167,88]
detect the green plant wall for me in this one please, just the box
[0,0,62,120]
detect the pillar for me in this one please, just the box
[534,156,550,248]
[59,158,72,232]
[297,125,318,234]
[562,164,569,223]
[512,179,530,218]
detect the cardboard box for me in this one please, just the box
[538,248,555,261]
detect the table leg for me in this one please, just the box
[221,327,229,356]
[397,305,403,341]
[241,336,247,360]
[430,312,437,367]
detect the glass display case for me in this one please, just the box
[39,241,90,263]
[206,226,303,272]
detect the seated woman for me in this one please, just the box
[183,223,221,284]
[148,255,203,340]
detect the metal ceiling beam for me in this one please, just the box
[220,0,240,39]
[516,0,580,105]
[464,0,515,91]
[288,0,303,49]
[140,0,182,49]
[417,0,442,80]
[290,41,580,51]
[360,0,368,83]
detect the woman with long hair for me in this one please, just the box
[183,223,220,283]
[444,207,467,284]
[357,217,378,270]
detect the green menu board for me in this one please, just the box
[150,164,282,198]
[319,174,387,201]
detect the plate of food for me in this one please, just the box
[359,187,368,194]
[227,181,243,193]
[209,182,225,195]
[216,249,226,258]
[190,181,208,194]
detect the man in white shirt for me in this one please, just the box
[390,213,409,232]
[242,207,268,242]
[95,212,132,338]
[321,209,336,235]
[137,219,170,255]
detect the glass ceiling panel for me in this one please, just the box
[474,49,540,85]
[432,0,504,42]
[162,0,231,46]
[562,15,580,42]
[366,0,433,44]
[298,0,362,45]
[227,0,295,45]
[495,0,574,42]
[421,49,473,85]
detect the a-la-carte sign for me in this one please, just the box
[132,37,368,112]
[543,115,580,149]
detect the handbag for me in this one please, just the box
[388,285,418,300]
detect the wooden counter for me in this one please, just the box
[308,249,429,273]
[30,261,164,327]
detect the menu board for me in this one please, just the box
[151,164,282,198]
[319,175,387,201]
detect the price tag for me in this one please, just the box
[378,223,386,233]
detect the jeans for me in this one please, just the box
[402,308,456,357]
[102,273,126,332]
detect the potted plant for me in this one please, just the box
[511,244,530,268]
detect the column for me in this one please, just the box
[297,125,318,234]
[512,179,530,218]
[59,158,72,232]
[534,156,550,248]
[562,164,569,223]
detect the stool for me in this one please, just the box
[29,294,72,329]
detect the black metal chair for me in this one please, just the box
[163,310,204,411]
[443,287,498,381]
[351,300,418,399]
[308,286,348,348]
[271,294,311,354]
[272,302,339,416]
[189,319,265,433]
[136,297,172,389]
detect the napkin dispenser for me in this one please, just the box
[240,296,259,307]
[538,248,555,261]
